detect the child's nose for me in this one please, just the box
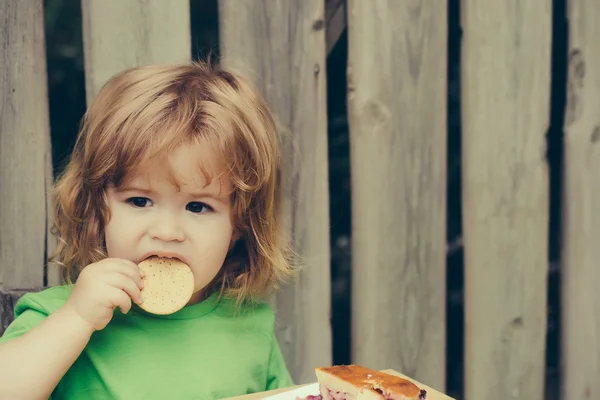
[148,216,185,242]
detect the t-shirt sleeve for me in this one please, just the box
[265,332,295,390]
[0,308,48,344]
[0,288,68,344]
[0,307,56,399]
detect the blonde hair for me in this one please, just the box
[51,61,295,303]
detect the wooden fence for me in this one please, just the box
[0,1,598,400]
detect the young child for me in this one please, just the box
[0,61,296,399]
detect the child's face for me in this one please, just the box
[104,142,235,305]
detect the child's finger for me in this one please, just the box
[107,274,144,305]
[122,259,144,276]
[111,288,133,314]
[102,259,144,280]
[115,262,145,289]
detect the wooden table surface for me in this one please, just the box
[225,369,454,400]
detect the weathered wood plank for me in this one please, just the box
[561,1,600,398]
[347,0,447,391]
[219,0,331,384]
[0,0,53,290]
[81,0,191,102]
[46,137,60,286]
[0,288,43,336]
[461,2,551,399]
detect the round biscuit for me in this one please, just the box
[138,256,194,315]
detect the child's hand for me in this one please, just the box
[64,258,145,331]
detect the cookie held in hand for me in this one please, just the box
[138,256,194,315]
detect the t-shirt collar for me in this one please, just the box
[131,291,221,320]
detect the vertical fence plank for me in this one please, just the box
[219,0,331,384]
[561,1,600,398]
[347,0,447,390]
[81,0,191,102]
[0,0,53,290]
[461,2,551,399]
[46,112,60,287]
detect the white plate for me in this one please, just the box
[262,383,320,399]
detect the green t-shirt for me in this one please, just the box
[0,286,294,399]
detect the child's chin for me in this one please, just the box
[187,289,205,304]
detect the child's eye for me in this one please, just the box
[126,197,152,208]
[186,202,212,214]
